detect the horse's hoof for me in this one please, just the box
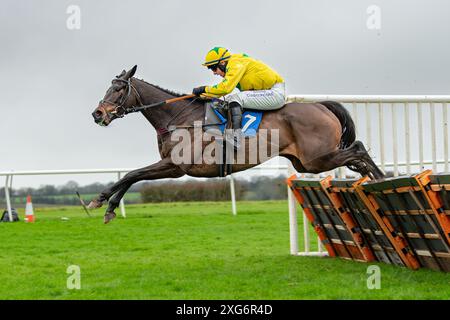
[104,212,116,224]
[88,199,103,209]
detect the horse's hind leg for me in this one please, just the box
[283,154,307,172]
[303,141,384,179]
[347,141,385,179]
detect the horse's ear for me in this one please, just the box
[124,65,137,80]
[116,70,126,78]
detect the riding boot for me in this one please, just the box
[229,102,243,149]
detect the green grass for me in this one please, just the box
[0,201,449,300]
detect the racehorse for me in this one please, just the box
[90,65,384,223]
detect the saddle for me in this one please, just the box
[204,99,229,134]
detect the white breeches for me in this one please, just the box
[224,82,286,110]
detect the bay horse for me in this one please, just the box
[90,65,384,223]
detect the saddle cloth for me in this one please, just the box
[204,101,263,137]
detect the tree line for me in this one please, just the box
[140,175,288,203]
[0,175,289,206]
[0,180,141,198]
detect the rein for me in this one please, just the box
[117,93,196,116]
[101,78,194,118]
[101,77,222,136]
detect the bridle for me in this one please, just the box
[96,76,218,136]
[99,77,195,120]
[99,78,144,118]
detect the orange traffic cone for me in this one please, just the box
[25,195,35,223]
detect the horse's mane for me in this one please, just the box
[135,78,188,98]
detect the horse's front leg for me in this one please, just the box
[87,180,124,210]
[88,158,185,223]
[103,182,133,222]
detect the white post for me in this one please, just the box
[418,103,424,171]
[4,175,13,222]
[405,103,411,174]
[392,103,398,176]
[430,102,437,172]
[118,172,126,218]
[229,174,237,216]
[352,102,358,137]
[378,102,385,172]
[303,211,310,254]
[365,103,372,150]
[318,237,324,252]
[443,103,449,172]
[338,167,345,178]
[9,175,14,219]
[287,164,299,255]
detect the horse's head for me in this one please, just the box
[92,65,140,126]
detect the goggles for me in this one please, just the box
[207,64,220,71]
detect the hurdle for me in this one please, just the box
[288,171,450,271]
[287,176,374,262]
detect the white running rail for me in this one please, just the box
[0,168,134,222]
[1,165,295,226]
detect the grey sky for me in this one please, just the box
[1,0,449,187]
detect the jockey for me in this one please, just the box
[192,47,286,148]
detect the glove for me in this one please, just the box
[192,86,206,96]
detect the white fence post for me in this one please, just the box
[229,174,237,216]
[431,102,437,172]
[4,175,13,222]
[118,172,126,218]
[287,164,299,255]
[444,103,449,172]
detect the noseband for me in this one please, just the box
[99,78,143,118]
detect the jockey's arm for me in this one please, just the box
[203,63,246,97]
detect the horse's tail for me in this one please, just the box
[319,101,356,149]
